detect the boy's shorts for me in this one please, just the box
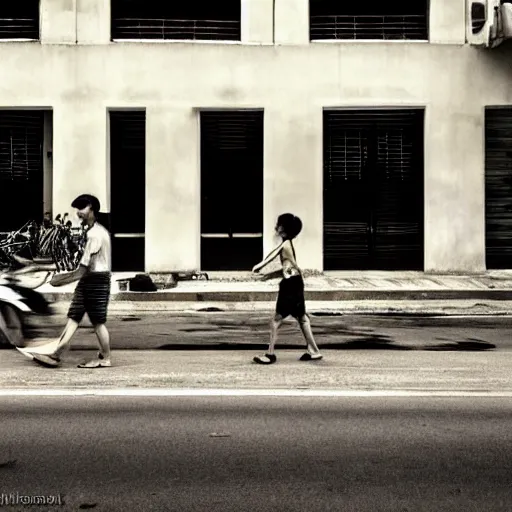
[68,272,111,326]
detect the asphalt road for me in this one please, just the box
[1,396,512,511]
[4,348,512,390]
[13,312,512,351]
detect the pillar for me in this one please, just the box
[145,107,200,272]
[241,0,274,44]
[52,103,108,223]
[76,0,111,44]
[424,105,485,273]
[429,0,466,44]
[264,103,323,271]
[40,0,77,44]
[274,0,310,45]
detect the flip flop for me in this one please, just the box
[299,353,323,361]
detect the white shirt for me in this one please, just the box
[79,222,111,273]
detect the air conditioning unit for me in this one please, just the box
[467,0,512,47]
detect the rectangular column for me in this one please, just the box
[40,0,77,44]
[429,0,465,44]
[52,103,108,222]
[77,0,111,44]
[274,0,310,45]
[424,106,485,273]
[264,104,323,271]
[241,0,274,44]
[145,107,200,272]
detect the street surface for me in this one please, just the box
[1,312,512,389]
[13,311,512,351]
[1,396,512,511]
[2,313,512,511]
[2,349,512,391]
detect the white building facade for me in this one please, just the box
[0,0,511,273]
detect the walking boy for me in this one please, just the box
[27,194,112,368]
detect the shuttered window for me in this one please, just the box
[485,107,512,269]
[110,111,146,271]
[111,0,241,41]
[0,112,43,182]
[0,1,40,40]
[201,110,263,270]
[324,109,424,270]
[310,0,429,41]
[0,111,44,231]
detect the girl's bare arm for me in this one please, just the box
[252,242,284,272]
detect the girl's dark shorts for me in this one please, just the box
[68,272,111,326]
[276,275,306,319]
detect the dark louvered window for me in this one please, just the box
[323,109,424,271]
[310,0,429,41]
[110,111,146,271]
[111,0,241,41]
[0,1,40,40]
[200,110,263,270]
[0,111,44,231]
[0,112,43,182]
[485,107,512,269]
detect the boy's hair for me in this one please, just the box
[71,194,100,214]
[277,213,302,240]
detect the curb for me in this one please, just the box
[41,289,512,302]
[41,300,512,318]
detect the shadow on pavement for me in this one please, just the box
[156,337,496,351]
[426,338,496,351]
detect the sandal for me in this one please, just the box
[253,353,277,365]
[299,353,323,361]
[78,352,112,368]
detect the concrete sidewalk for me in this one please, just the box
[37,271,512,304]
[38,299,512,316]
[29,270,512,316]
[1,349,511,392]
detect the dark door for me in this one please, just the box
[485,107,512,269]
[323,109,424,270]
[0,111,44,232]
[109,111,146,271]
[200,110,263,270]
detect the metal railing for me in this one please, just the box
[310,14,428,41]
[112,18,241,41]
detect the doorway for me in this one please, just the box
[485,106,512,269]
[200,110,264,270]
[109,110,146,271]
[323,108,424,270]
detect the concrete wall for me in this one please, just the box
[1,0,512,272]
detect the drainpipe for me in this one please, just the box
[272,0,276,44]
[75,0,78,44]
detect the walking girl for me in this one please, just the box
[252,213,322,365]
